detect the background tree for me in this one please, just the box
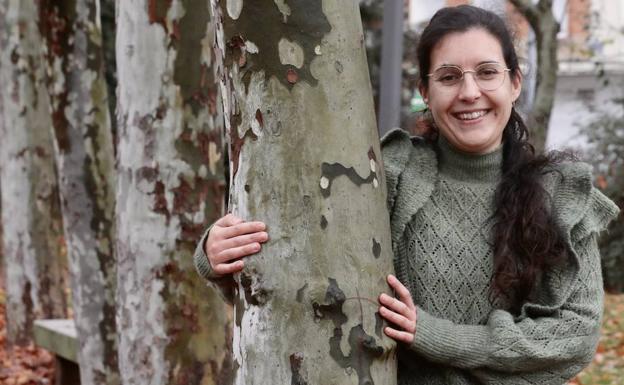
[115,1,231,383]
[214,0,396,383]
[38,0,120,383]
[509,0,560,152]
[0,0,67,345]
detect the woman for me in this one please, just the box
[194,5,620,384]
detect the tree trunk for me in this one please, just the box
[509,0,560,153]
[38,0,120,383]
[214,1,397,384]
[115,1,231,384]
[0,0,68,345]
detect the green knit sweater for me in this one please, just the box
[382,129,620,385]
[193,129,620,385]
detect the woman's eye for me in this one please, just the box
[439,73,460,82]
[477,67,500,78]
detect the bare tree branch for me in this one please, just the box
[509,0,539,28]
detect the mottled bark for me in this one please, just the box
[509,0,559,152]
[100,0,117,142]
[38,0,120,383]
[0,0,67,345]
[214,1,397,384]
[115,1,231,384]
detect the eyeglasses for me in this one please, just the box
[427,63,511,91]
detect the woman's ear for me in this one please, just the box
[419,83,429,104]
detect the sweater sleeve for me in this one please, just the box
[380,128,415,213]
[193,224,236,303]
[407,179,619,378]
[409,232,603,377]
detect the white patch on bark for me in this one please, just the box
[370,159,376,172]
[320,176,329,189]
[227,0,243,20]
[278,38,304,68]
[208,141,222,175]
[232,69,266,137]
[314,45,322,55]
[116,5,168,119]
[245,40,259,54]
[273,0,291,22]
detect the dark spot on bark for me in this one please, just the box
[147,0,172,32]
[372,238,381,258]
[221,0,331,90]
[255,109,264,128]
[320,162,377,198]
[374,312,383,338]
[230,127,258,177]
[287,68,299,84]
[367,147,377,162]
[153,181,170,221]
[172,0,214,114]
[240,269,271,306]
[136,166,159,183]
[320,215,328,229]
[296,283,308,303]
[172,177,194,215]
[334,61,344,73]
[290,352,308,385]
[312,279,384,385]
[244,184,251,193]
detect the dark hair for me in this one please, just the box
[417,5,570,313]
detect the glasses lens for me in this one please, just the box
[433,66,463,86]
[475,64,506,90]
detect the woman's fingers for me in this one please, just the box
[214,213,244,227]
[219,232,269,251]
[379,306,414,333]
[383,327,414,344]
[387,274,415,308]
[214,243,261,265]
[379,293,411,317]
[213,260,245,275]
[219,221,266,239]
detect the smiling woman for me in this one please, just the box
[374,5,619,385]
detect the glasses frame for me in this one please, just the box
[427,63,512,91]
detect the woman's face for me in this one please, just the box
[420,28,522,154]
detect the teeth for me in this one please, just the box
[457,110,487,120]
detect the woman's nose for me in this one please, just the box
[458,72,481,101]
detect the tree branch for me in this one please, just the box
[508,0,540,29]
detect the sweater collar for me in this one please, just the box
[436,136,503,182]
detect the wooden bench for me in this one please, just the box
[33,319,81,385]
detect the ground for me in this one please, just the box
[0,286,55,385]
[0,283,622,384]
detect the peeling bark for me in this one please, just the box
[115,1,231,384]
[214,1,397,384]
[0,0,68,345]
[38,0,120,383]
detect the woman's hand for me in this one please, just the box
[205,213,268,275]
[378,274,417,344]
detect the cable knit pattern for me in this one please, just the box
[380,129,620,385]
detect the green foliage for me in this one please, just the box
[579,95,624,292]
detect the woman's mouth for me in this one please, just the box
[453,109,490,121]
